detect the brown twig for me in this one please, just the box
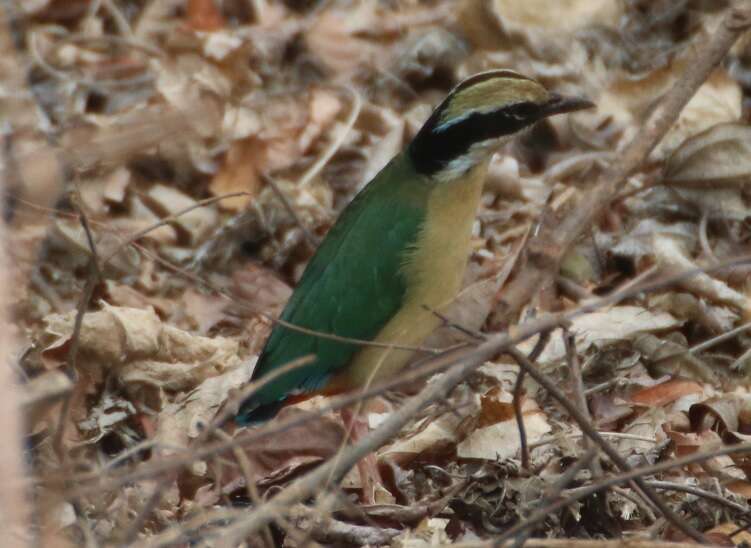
[513,329,550,471]
[52,201,102,459]
[512,370,529,471]
[563,330,604,482]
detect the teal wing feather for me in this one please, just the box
[237,156,428,424]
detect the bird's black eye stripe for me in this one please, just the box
[408,102,542,176]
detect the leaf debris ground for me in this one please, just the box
[5,0,751,546]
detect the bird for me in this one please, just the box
[236,69,593,501]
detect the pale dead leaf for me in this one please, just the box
[617,407,665,461]
[306,5,381,75]
[665,122,751,187]
[155,361,253,452]
[104,281,174,316]
[113,194,177,244]
[457,411,550,461]
[182,289,230,334]
[209,138,263,211]
[675,187,751,222]
[491,0,620,35]
[525,306,683,365]
[50,218,141,277]
[381,385,479,463]
[142,184,219,245]
[391,517,450,547]
[210,133,301,212]
[230,262,292,318]
[689,396,746,439]
[120,324,241,391]
[42,304,242,392]
[77,390,137,443]
[78,167,130,215]
[381,410,464,462]
[706,522,751,546]
[653,234,749,311]
[298,88,342,152]
[657,71,742,160]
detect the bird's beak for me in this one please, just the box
[541,93,595,116]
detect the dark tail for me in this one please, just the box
[235,399,284,426]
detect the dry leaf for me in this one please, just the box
[653,234,749,312]
[209,138,265,211]
[657,70,742,160]
[182,289,231,334]
[221,406,346,489]
[665,122,751,187]
[381,385,479,464]
[143,184,219,245]
[230,262,292,317]
[457,411,550,461]
[42,304,242,392]
[155,361,253,452]
[491,0,620,36]
[306,4,382,75]
[186,0,225,32]
[77,390,137,443]
[525,306,682,365]
[78,167,130,215]
[689,396,746,441]
[706,522,751,546]
[630,379,704,407]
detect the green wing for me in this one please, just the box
[237,156,429,424]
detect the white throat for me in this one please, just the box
[433,136,511,183]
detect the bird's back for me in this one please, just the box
[237,155,430,424]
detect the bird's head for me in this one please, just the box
[408,70,594,178]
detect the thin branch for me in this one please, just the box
[213,429,276,548]
[52,202,102,459]
[512,370,529,471]
[513,329,550,471]
[645,480,750,515]
[563,330,604,482]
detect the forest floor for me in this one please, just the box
[6,1,751,546]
